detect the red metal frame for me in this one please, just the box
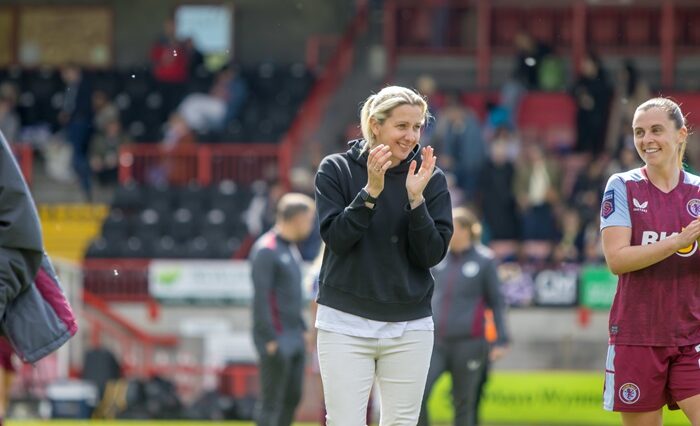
[118,143,282,186]
[305,34,341,74]
[83,289,178,378]
[83,258,151,302]
[383,0,692,88]
[280,3,369,178]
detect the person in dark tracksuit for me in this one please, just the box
[59,63,93,201]
[418,207,510,426]
[250,193,316,426]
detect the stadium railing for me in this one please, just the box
[382,0,695,88]
[118,143,283,186]
[83,289,179,375]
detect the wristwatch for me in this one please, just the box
[360,188,378,204]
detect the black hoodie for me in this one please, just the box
[314,139,453,321]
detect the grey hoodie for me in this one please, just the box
[0,131,77,363]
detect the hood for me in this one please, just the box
[0,134,43,254]
[347,139,421,175]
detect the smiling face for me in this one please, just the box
[632,106,687,170]
[371,104,424,166]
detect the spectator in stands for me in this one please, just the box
[432,92,485,200]
[416,75,441,140]
[418,207,509,426]
[314,86,453,425]
[606,145,641,176]
[162,112,195,150]
[512,32,552,90]
[150,17,189,116]
[177,63,248,134]
[184,37,206,83]
[59,63,94,201]
[249,193,316,426]
[571,52,613,156]
[514,144,561,262]
[89,117,127,186]
[0,83,20,144]
[154,112,196,186]
[479,135,520,260]
[605,60,651,155]
[582,217,605,264]
[569,153,609,224]
[551,208,585,264]
[92,90,119,135]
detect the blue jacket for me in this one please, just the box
[1,131,77,363]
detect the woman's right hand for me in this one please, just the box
[366,144,392,197]
[675,218,700,251]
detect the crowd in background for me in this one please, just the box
[0,17,251,200]
[406,38,687,266]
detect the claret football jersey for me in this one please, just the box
[600,168,700,346]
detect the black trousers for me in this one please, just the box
[256,347,305,426]
[418,338,489,426]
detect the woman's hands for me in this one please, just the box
[365,144,393,198]
[675,218,700,251]
[406,146,436,209]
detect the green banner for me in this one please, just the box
[427,371,688,425]
[579,266,618,310]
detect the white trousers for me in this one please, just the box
[317,329,434,426]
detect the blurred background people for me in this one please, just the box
[418,207,509,426]
[59,63,94,201]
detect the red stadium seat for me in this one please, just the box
[460,92,497,121]
[517,93,576,149]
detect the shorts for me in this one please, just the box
[603,344,700,412]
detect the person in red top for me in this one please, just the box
[600,97,700,425]
[150,17,189,117]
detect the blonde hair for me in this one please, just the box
[360,86,430,150]
[636,97,688,168]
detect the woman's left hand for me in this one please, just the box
[406,146,436,209]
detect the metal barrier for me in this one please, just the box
[118,143,283,186]
[83,258,151,302]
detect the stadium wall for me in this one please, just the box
[7,0,356,66]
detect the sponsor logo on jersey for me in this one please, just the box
[688,199,700,218]
[619,383,641,404]
[601,190,615,219]
[641,230,698,257]
[632,198,648,213]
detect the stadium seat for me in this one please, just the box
[101,209,132,241]
[168,208,197,242]
[112,182,146,213]
[85,236,123,258]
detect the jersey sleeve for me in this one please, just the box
[600,174,631,230]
